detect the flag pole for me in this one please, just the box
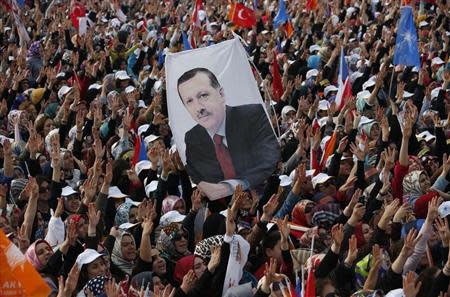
[387,67,395,103]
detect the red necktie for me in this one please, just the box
[213,134,236,180]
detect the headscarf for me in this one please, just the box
[84,275,109,296]
[311,203,341,228]
[162,195,185,214]
[157,223,191,264]
[291,200,315,227]
[10,178,28,203]
[194,235,224,261]
[111,231,135,275]
[402,170,425,205]
[24,240,53,271]
[114,201,134,226]
[174,255,195,284]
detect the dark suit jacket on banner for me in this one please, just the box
[184,104,280,187]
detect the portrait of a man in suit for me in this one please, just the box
[177,67,280,200]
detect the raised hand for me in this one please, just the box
[401,229,422,258]
[261,194,279,222]
[142,217,154,236]
[435,217,450,247]
[104,278,120,297]
[331,224,344,253]
[180,270,196,294]
[87,203,101,228]
[207,245,221,273]
[345,235,358,266]
[226,208,236,237]
[191,189,203,212]
[64,262,80,297]
[403,271,422,297]
[54,197,64,218]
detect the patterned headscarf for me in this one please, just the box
[114,202,134,226]
[403,170,425,205]
[162,195,185,214]
[111,231,135,275]
[157,223,191,264]
[84,275,109,296]
[194,235,224,261]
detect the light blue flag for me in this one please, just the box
[182,31,191,51]
[393,6,420,68]
[273,0,288,28]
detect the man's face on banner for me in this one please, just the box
[178,72,226,132]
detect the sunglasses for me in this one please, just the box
[172,231,188,241]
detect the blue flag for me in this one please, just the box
[393,6,420,68]
[273,0,288,28]
[138,137,147,162]
[253,0,258,10]
[182,31,192,50]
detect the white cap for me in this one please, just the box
[356,59,369,69]
[159,210,186,227]
[318,100,330,111]
[416,131,436,142]
[119,222,140,230]
[88,83,102,90]
[431,57,444,66]
[135,160,152,176]
[317,117,328,128]
[350,71,364,82]
[311,173,333,188]
[125,85,136,94]
[309,45,321,53]
[357,90,371,101]
[362,79,376,90]
[108,186,128,198]
[281,105,296,115]
[279,175,293,187]
[58,86,72,100]
[145,180,158,197]
[306,69,319,80]
[138,100,147,109]
[324,85,338,97]
[153,80,162,92]
[76,249,103,268]
[115,70,131,80]
[412,66,419,72]
[144,134,160,145]
[56,72,66,79]
[358,116,376,129]
[61,186,78,197]
[137,124,150,136]
[384,289,404,297]
[431,87,442,99]
[125,197,141,206]
[403,91,414,98]
[439,201,450,218]
[419,21,429,28]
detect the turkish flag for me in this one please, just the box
[70,1,86,29]
[271,58,283,101]
[229,3,256,28]
[306,0,318,11]
[191,0,203,28]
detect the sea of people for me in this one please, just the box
[0,0,449,296]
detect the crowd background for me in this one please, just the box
[0,0,449,296]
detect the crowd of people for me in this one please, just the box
[0,0,449,296]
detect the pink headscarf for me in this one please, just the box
[162,195,185,214]
[25,240,53,271]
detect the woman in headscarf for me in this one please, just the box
[162,195,186,215]
[156,223,191,284]
[402,170,431,206]
[110,231,137,278]
[114,201,138,226]
[75,249,109,297]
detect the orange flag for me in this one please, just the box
[0,230,51,297]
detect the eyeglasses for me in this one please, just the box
[172,231,188,241]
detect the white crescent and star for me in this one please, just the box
[237,9,247,20]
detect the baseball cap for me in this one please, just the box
[431,57,444,66]
[415,131,435,142]
[137,124,150,136]
[58,86,72,100]
[309,45,321,53]
[108,186,128,198]
[324,85,338,97]
[159,210,186,227]
[362,79,376,90]
[279,175,292,187]
[318,100,330,111]
[403,91,414,98]
[306,69,319,80]
[125,85,136,94]
[88,83,102,90]
[145,180,158,197]
[61,186,78,197]
[431,87,442,99]
[135,160,152,176]
[438,201,450,218]
[76,249,103,268]
[418,21,429,28]
[115,70,130,80]
[144,134,160,145]
[119,222,140,230]
[138,100,147,109]
[311,173,333,188]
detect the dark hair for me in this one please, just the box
[262,231,281,251]
[176,68,221,102]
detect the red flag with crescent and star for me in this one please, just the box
[70,1,86,29]
[229,3,257,28]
